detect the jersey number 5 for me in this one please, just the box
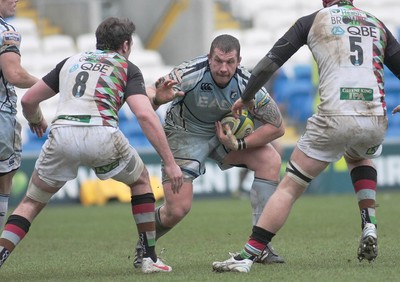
[349,36,364,66]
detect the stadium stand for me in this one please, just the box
[76,33,96,52]
[10,0,400,153]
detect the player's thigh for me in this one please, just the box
[82,127,143,182]
[298,115,355,163]
[0,114,21,173]
[35,127,81,187]
[346,116,386,159]
[290,146,330,177]
[162,180,194,211]
[0,169,17,194]
[162,130,214,181]
[37,126,133,187]
[112,154,147,194]
[223,144,281,180]
[224,143,280,169]
[296,115,385,169]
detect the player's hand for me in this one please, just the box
[231,98,254,118]
[154,78,184,105]
[163,162,183,194]
[393,105,400,115]
[215,121,238,151]
[29,119,48,138]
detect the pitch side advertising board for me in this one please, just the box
[10,143,400,205]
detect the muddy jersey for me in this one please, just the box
[43,50,147,127]
[270,2,400,116]
[0,17,21,115]
[164,55,271,135]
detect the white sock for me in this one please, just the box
[250,178,277,225]
[0,194,9,230]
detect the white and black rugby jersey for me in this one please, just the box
[164,55,272,135]
[0,17,21,115]
[43,50,146,127]
[268,2,400,116]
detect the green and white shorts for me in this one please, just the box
[35,125,144,187]
[297,115,387,162]
[0,113,22,174]
[161,127,231,182]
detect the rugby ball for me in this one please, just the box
[221,110,254,139]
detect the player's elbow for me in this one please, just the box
[134,110,152,122]
[20,94,33,110]
[135,110,159,129]
[5,69,31,88]
[274,122,285,139]
[4,72,22,85]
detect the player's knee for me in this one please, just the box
[255,148,282,173]
[285,160,314,188]
[26,180,55,204]
[166,203,192,220]
[176,204,192,218]
[269,151,282,171]
[120,160,146,188]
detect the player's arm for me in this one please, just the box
[216,96,284,151]
[215,115,284,151]
[21,58,66,136]
[240,95,284,149]
[21,80,55,137]
[126,94,183,192]
[0,51,38,88]
[388,50,400,115]
[253,94,283,128]
[383,26,400,114]
[233,13,315,115]
[241,55,281,103]
[148,67,185,110]
[387,49,400,115]
[232,54,283,117]
[147,76,184,110]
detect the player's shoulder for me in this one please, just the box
[254,90,271,106]
[126,58,141,73]
[236,65,251,82]
[0,17,14,30]
[178,54,208,72]
[173,55,208,86]
[0,19,20,48]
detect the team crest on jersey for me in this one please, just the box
[332,26,345,36]
[230,91,238,99]
[200,83,213,91]
[2,31,21,47]
[69,64,79,73]
[330,9,342,15]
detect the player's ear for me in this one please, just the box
[123,40,130,53]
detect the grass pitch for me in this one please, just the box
[2,192,399,281]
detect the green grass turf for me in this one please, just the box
[2,192,399,281]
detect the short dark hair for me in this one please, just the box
[209,34,241,59]
[95,17,136,51]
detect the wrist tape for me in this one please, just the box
[153,96,162,106]
[24,108,43,124]
[237,138,247,150]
